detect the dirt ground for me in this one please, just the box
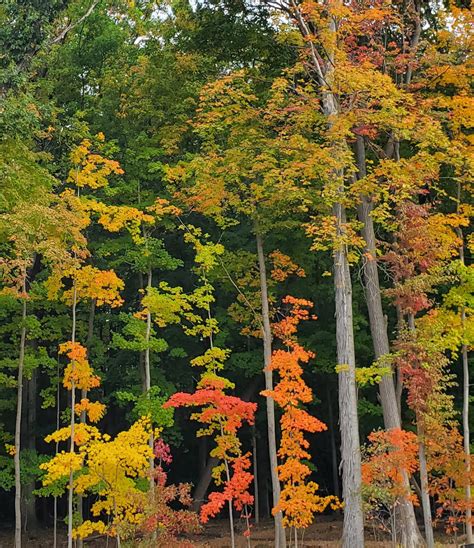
[0,517,462,547]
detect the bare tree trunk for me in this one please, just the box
[332,201,365,548]
[355,135,422,546]
[256,232,286,548]
[15,273,28,548]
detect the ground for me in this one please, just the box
[0,518,462,547]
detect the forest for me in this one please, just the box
[0,0,472,547]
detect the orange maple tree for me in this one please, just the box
[263,296,340,530]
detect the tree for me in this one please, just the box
[263,296,340,545]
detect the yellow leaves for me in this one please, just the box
[60,341,101,391]
[191,347,230,372]
[72,521,107,540]
[39,451,83,486]
[139,282,191,327]
[47,265,124,307]
[41,418,153,539]
[44,424,102,446]
[5,444,15,456]
[72,265,124,307]
[75,398,106,423]
[306,215,364,261]
[68,138,124,189]
[86,199,154,244]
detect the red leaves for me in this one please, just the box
[165,390,256,434]
[165,353,255,533]
[362,428,419,502]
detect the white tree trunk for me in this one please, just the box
[333,202,365,548]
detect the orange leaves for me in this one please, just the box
[200,454,254,523]
[270,250,305,282]
[362,428,419,501]
[263,295,338,528]
[75,398,106,423]
[60,342,101,392]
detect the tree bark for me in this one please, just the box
[355,135,422,546]
[15,273,27,548]
[256,232,286,548]
[332,200,365,548]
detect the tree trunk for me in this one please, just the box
[24,368,38,533]
[256,232,286,548]
[332,201,365,548]
[355,135,422,546]
[461,326,473,543]
[457,223,473,543]
[15,273,28,548]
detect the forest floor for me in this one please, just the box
[0,517,463,547]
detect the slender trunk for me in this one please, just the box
[457,223,473,543]
[332,201,365,548]
[256,232,286,548]
[461,327,473,543]
[252,426,260,525]
[24,368,38,532]
[355,135,422,546]
[15,273,28,548]
[67,284,78,548]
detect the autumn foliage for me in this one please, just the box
[264,296,340,528]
